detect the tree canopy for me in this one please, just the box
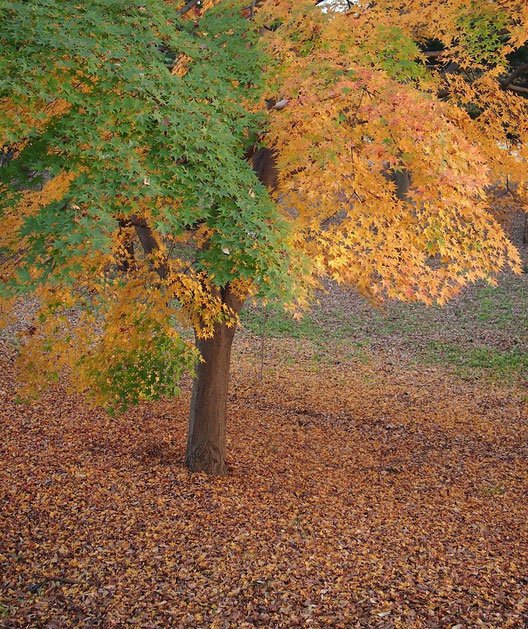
[1,0,527,416]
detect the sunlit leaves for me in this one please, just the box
[259,0,526,305]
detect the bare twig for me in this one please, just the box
[28,576,80,594]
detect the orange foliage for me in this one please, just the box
[258,0,527,305]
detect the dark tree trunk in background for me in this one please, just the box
[393,169,411,201]
[116,220,136,273]
[384,166,411,201]
[184,285,244,475]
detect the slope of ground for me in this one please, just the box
[242,215,528,386]
[1,333,527,628]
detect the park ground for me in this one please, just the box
[1,218,527,628]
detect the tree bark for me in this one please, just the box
[116,220,136,273]
[184,285,244,475]
[393,168,410,201]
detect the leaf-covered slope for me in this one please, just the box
[1,336,527,627]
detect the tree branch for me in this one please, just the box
[501,63,528,88]
[504,83,528,95]
[423,50,445,58]
[176,0,200,17]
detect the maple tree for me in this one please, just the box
[1,0,527,475]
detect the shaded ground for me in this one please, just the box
[1,332,528,627]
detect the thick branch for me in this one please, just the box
[131,218,169,280]
[501,63,528,88]
[423,50,445,58]
[504,83,528,95]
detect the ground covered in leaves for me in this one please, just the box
[1,328,528,627]
[2,220,528,628]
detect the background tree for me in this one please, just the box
[1,0,527,475]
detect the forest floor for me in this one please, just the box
[1,218,527,628]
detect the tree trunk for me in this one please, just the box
[184,286,243,475]
[394,168,411,201]
[127,216,245,476]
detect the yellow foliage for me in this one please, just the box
[257,0,526,303]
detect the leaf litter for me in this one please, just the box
[1,328,527,628]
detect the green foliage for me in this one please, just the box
[457,8,509,65]
[373,26,426,81]
[83,327,198,414]
[0,0,290,297]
